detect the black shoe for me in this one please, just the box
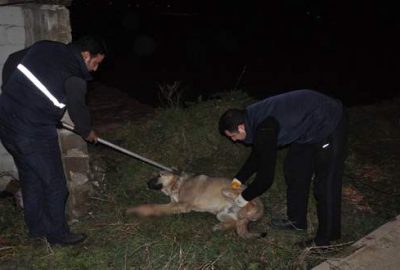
[271,218,306,231]
[47,232,87,246]
[296,238,330,249]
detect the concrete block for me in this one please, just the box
[0,6,25,26]
[59,135,88,154]
[0,26,5,41]
[22,4,71,45]
[5,25,25,45]
[0,64,3,86]
[63,157,90,175]
[0,147,17,178]
[313,215,400,270]
[66,171,91,219]
[0,44,24,65]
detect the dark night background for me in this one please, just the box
[68,0,400,106]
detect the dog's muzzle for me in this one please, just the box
[147,177,163,190]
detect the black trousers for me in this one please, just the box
[284,113,347,243]
[0,124,69,241]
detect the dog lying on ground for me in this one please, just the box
[126,171,265,239]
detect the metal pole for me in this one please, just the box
[61,123,174,172]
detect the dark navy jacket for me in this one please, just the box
[0,40,92,138]
[244,89,343,146]
[236,89,344,201]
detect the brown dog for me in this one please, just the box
[126,171,265,239]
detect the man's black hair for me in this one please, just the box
[72,35,107,56]
[218,108,246,135]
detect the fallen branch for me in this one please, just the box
[293,241,354,269]
[304,241,354,254]
[0,246,13,252]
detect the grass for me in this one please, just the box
[1,91,400,269]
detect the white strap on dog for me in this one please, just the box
[17,64,66,109]
[234,194,249,207]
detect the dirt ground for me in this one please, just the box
[87,82,155,133]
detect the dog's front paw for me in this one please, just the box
[126,205,156,217]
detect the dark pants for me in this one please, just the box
[284,113,347,243]
[0,124,69,241]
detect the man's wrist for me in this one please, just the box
[234,194,249,207]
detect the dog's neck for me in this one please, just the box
[163,174,186,202]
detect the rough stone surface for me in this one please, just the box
[4,25,25,44]
[0,44,24,64]
[66,171,90,219]
[59,113,91,219]
[0,6,25,178]
[59,130,88,154]
[0,149,17,177]
[0,0,71,7]
[63,157,90,177]
[0,6,24,26]
[313,215,400,270]
[23,4,71,45]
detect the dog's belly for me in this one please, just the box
[177,177,239,214]
[216,207,238,221]
[189,197,231,214]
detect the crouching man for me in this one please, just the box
[219,89,347,247]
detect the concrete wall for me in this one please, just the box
[0,4,91,218]
[0,4,71,177]
[0,6,25,178]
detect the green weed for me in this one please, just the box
[1,92,399,269]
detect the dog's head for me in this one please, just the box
[147,170,183,196]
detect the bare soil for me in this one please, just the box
[87,82,155,133]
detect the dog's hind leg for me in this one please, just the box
[212,220,236,232]
[236,219,266,239]
[213,211,237,232]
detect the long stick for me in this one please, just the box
[61,123,174,172]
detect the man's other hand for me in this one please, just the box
[85,130,98,143]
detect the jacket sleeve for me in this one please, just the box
[65,76,92,138]
[234,145,258,184]
[238,117,279,202]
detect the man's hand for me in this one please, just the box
[85,130,98,144]
[231,178,242,190]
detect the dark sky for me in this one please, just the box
[69,1,400,105]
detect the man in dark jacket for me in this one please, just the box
[219,89,347,247]
[0,36,106,245]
